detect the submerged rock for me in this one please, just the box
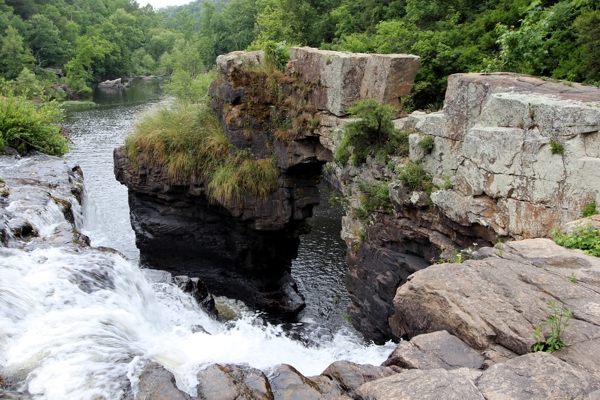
[174,275,218,319]
[0,153,87,249]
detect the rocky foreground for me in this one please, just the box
[2,122,600,399]
[131,237,600,400]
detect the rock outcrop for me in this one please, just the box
[132,321,600,399]
[114,47,420,317]
[330,73,600,343]
[390,239,600,359]
[116,45,600,344]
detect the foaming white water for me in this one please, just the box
[5,200,66,238]
[0,246,394,399]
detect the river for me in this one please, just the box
[0,81,394,399]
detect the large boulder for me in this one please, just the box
[477,352,600,400]
[135,361,191,400]
[355,368,484,400]
[383,331,484,370]
[321,361,395,395]
[390,239,600,356]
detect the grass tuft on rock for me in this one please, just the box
[126,102,278,205]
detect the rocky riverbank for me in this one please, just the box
[2,144,600,397]
[109,46,600,398]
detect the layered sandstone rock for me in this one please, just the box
[416,73,600,239]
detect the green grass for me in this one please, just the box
[398,161,433,192]
[126,102,278,205]
[418,135,435,152]
[358,181,392,212]
[550,139,564,155]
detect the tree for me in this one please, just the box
[28,14,68,67]
[0,26,34,79]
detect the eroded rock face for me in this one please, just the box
[114,147,308,316]
[328,72,600,343]
[115,48,421,318]
[418,73,600,240]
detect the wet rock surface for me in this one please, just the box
[0,153,87,248]
[135,361,192,400]
[174,276,219,319]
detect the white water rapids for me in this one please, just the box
[0,84,395,399]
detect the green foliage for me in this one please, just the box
[582,201,599,218]
[358,181,392,213]
[553,226,600,257]
[568,272,577,283]
[166,69,216,104]
[550,139,564,154]
[398,161,433,192]
[256,40,291,72]
[533,299,572,353]
[126,101,278,206]
[418,135,435,152]
[0,94,69,156]
[442,175,453,189]
[352,207,369,223]
[12,68,43,98]
[335,99,406,166]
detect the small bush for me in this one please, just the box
[0,94,69,156]
[166,69,216,104]
[418,135,435,152]
[553,226,600,257]
[550,139,564,154]
[398,161,433,192]
[442,175,453,189]
[533,299,572,353]
[358,181,392,212]
[582,201,599,218]
[335,99,405,166]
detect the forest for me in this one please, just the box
[0,0,599,108]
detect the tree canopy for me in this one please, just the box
[0,0,598,107]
